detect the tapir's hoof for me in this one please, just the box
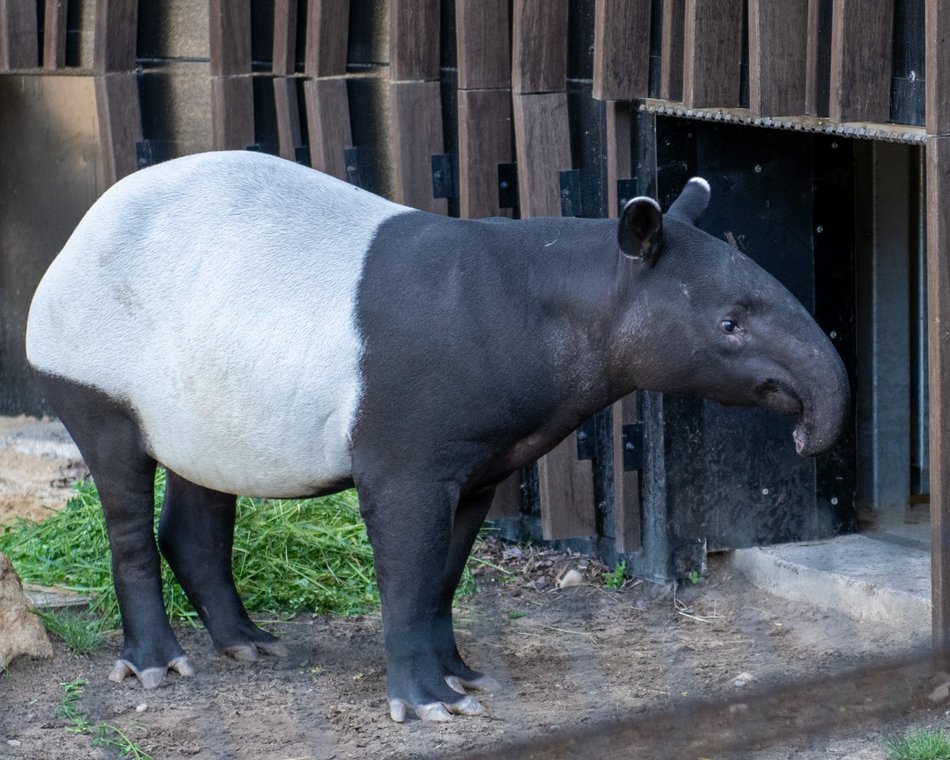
[220,638,289,662]
[388,695,485,723]
[459,673,500,692]
[108,655,194,688]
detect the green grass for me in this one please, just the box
[602,560,627,589]
[37,609,105,654]
[58,678,151,759]
[886,731,950,760]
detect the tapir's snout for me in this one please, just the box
[783,340,850,458]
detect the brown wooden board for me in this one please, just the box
[828,0,893,124]
[94,0,138,72]
[43,0,68,69]
[511,0,568,94]
[274,77,304,161]
[592,0,651,101]
[512,92,571,218]
[805,0,821,116]
[456,0,509,90]
[389,0,440,82]
[606,100,632,218]
[273,0,298,76]
[748,0,808,116]
[927,0,950,135]
[682,0,743,109]
[389,80,447,213]
[487,472,522,519]
[211,75,254,149]
[209,0,252,76]
[0,0,38,69]
[95,73,143,185]
[660,0,685,100]
[928,136,950,648]
[305,0,349,77]
[539,438,596,540]
[303,77,352,179]
[457,88,513,219]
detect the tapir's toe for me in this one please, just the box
[108,655,194,689]
[458,673,500,692]
[220,637,288,662]
[388,695,485,723]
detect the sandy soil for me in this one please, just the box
[0,418,946,759]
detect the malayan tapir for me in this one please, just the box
[26,150,848,722]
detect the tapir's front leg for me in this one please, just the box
[356,474,485,722]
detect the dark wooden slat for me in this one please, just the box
[95,73,143,185]
[389,80,447,213]
[0,0,39,69]
[612,395,641,552]
[828,0,893,123]
[487,472,522,519]
[805,0,821,115]
[457,88,513,219]
[929,136,950,649]
[592,0,651,101]
[211,75,254,149]
[511,0,568,94]
[389,0,440,81]
[682,0,743,109]
[606,101,632,219]
[660,0,685,100]
[43,0,68,69]
[274,77,303,161]
[512,92,571,218]
[273,0,298,76]
[209,0,251,77]
[305,0,349,77]
[927,0,950,135]
[94,0,138,72]
[456,0,509,90]
[748,0,808,116]
[303,77,352,179]
[539,439,596,540]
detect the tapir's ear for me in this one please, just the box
[618,197,663,263]
[667,177,711,224]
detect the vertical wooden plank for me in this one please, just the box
[511,0,568,94]
[592,0,651,101]
[660,0,685,100]
[928,136,950,649]
[273,0,298,76]
[209,0,252,76]
[612,396,641,552]
[488,472,522,519]
[748,0,808,116]
[828,0,893,123]
[390,0,440,81]
[457,88,513,219]
[43,0,69,69]
[303,77,352,179]
[682,0,743,109]
[389,80,447,213]
[927,0,950,135]
[274,78,304,161]
[0,0,39,69]
[539,442,595,540]
[94,0,138,72]
[95,74,143,185]
[456,0,509,90]
[805,0,821,115]
[211,76,254,149]
[606,101,632,217]
[305,0,349,76]
[511,93,571,218]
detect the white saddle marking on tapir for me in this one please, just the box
[27,151,410,497]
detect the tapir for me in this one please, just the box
[26,150,848,722]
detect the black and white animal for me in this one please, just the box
[26,150,849,722]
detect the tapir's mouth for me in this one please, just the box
[756,379,813,454]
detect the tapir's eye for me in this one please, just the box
[721,319,738,334]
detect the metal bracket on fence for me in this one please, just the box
[431,153,458,199]
[497,162,519,209]
[622,422,645,471]
[135,140,153,170]
[575,417,597,461]
[616,178,637,216]
[559,169,584,217]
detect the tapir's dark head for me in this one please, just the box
[616,178,849,457]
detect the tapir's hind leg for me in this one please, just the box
[32,373,193,688]
[157,471,287,661]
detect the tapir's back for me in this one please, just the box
[27,150,410,496]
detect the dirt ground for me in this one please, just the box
[0,418,948,759]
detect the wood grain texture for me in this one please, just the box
[274,77,303,161]
[539,438,596,540]
[303,77,352,179]
[512,92,571,218]
[94,0,138,72]
[592,0,651,101]
[457,88,513,219]
[456,0,509,90]
[748,0,807,116]
[209,0,251,76]
[606,100,632,219]
[612,395,641,552]
[211,75,254,149]
[305,0,349,76]
[95,73,142,185]
[829,0,893,123]
[273,0,298,75]
[0,0,39,69]
[43,0,68,69]
[660,0,685,100]
[682,0,743,109]
[389,0,440,81]
[389,80,447,213]
[511,0,568,94]
[487,472,522,519]
[927,0,950,135]
[805,0,821,115]
[929,136,950,648]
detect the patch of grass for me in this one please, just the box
[58,678,152,759]
[602,560,627,589]
[886,730,950,760]
[37,609,105,654]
